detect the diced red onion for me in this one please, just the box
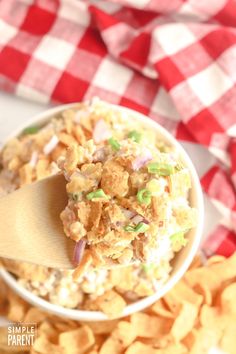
[132,149,152,171]
[73,240,86,265]
[93,147,106,162]
[121,208,136,219]
[93,119,112,144]
[131,214,144,225]
[43,135,59,155]
[29,151,38,167]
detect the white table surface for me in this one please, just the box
[0,91,220,324]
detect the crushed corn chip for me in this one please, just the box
[73,125,87,145]
[101,160,129,197]
[58,132,78,147]
[73,250,93,280]
[36,159,50,180]
[19,163,34,185]
[51,143,66,161]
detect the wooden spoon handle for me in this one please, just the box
[0,174,74,269]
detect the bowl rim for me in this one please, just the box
[0,101,204,321]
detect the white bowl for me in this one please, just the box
[0,102,204,321]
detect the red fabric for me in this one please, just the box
[0,0,235,256]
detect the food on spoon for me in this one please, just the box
[58,100,197,278]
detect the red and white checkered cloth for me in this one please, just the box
[0,0,235,257]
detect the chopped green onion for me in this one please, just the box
[137,188,152,205]
[147,162,174,176]
[22,126,40,135]
[135,222,149,233]
[86,189,108,200]
[128,130,142,143]
[142,263,155,273]
[108,137,120,151]
[170,232,188,248]
[124,222,149,233]
[124,225,136,232]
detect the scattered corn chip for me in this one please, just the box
[81,320,117,335]
[199,304,228,339]
[131,313,171,338]
[112,321,137,347]
[170,301,198,341]
[125,341,158,354]
[206,255,226,265]
[161,343,188,354]
[185,253,236,294]
[193,283,212,305]
[99,337,123,354]
[189,328,220,354]
[220,283,236,315]
[1,252,236,354]
[166,280,203,310]
[7,291,29,322]
[23,308,48,324]
[151,299,174,318]
[220,318,236,354]
[38,321,59,341]
[59,325,95,354]
[33,335,64,354]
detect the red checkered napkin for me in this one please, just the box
[0,0,235,256]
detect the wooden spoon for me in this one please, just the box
[0,174,75,269]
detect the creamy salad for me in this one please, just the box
[0,98,197,315]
